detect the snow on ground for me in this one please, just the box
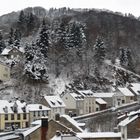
[48,74,71,95]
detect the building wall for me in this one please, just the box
[8,48,23,59]
[83,97,96,114]
[82,138,121,140]
[113,95,125,107]
[41,98,65,119]
[26,127,41,140]
[62,93,76,109]
[0,113,29,131]
[29,110,51,123]
[127,117,140,138]
[125,96,134,104]
[0,63,10,81]
[103,98,113,108]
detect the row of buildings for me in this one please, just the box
[0,107,139,140]
[61,83,140,116]
[0,82,139,132]
[0,95,66,131]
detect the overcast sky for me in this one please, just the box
[0,0,140,17]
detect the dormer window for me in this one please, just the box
[22,107,26,113]
[3,106,8,113]
[57,101,62,105]
[39,105,42,109]
[51,101,55,105]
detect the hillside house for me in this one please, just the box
[0,62,10,82]
[41,95,66,119]
[1,47,24,59]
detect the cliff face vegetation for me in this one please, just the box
[0,7,140,102]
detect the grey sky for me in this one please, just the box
[0,0,140,17]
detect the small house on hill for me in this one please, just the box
[1,47,24,59]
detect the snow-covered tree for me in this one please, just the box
[13,29,21,49]
[66,21,86,50]
[94,37,106,66]
[125,49,135,72]
[8,28,14,46]
[24,42,48,82]
[119,48,127,66]
[17,10,27,33]
[119,48,135,72]
[0,32,6,53]
[49,19,68,77]
[36,19,49,58]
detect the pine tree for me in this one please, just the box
[27,13,37,35]
[36,19,49,58]
[24,42,48,82]
[17,10,26,33]
[119,48,127,66]
[66,21,86,50]
[125,48,135,72]
[94,37,106,66]
[13,29,21,49]
[8,28,14,46]
[0,32,6,53]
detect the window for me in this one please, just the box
[17,114,20,120]
[11,114,14,120]
[42,111,45,116]
[23,113,26,120]
[122,100,125,104]
[130,97,133,100]
[5,114,8,120]
[33,111,36,117]
[46,111,48,116]
[38,111,40,116]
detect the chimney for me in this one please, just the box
[41,117,48,140]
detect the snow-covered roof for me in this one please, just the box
[118,87,134,96]
[31,120,41,125]
[44,95,66,108]
[93,93,115,98]
[77,132,121,138]
[51,135,81,140]
[61,115,83,132]
[0,100,28,114]
[70,93,84,100]
[96,98,107,104]
[130,83,140,95]
[1,47,24,55]
[1,48,11,55]
[118,115,138,127]
[0,132,20,139]
[18,125,41,137]
[77,90,94,97]
[27,104,50,112]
